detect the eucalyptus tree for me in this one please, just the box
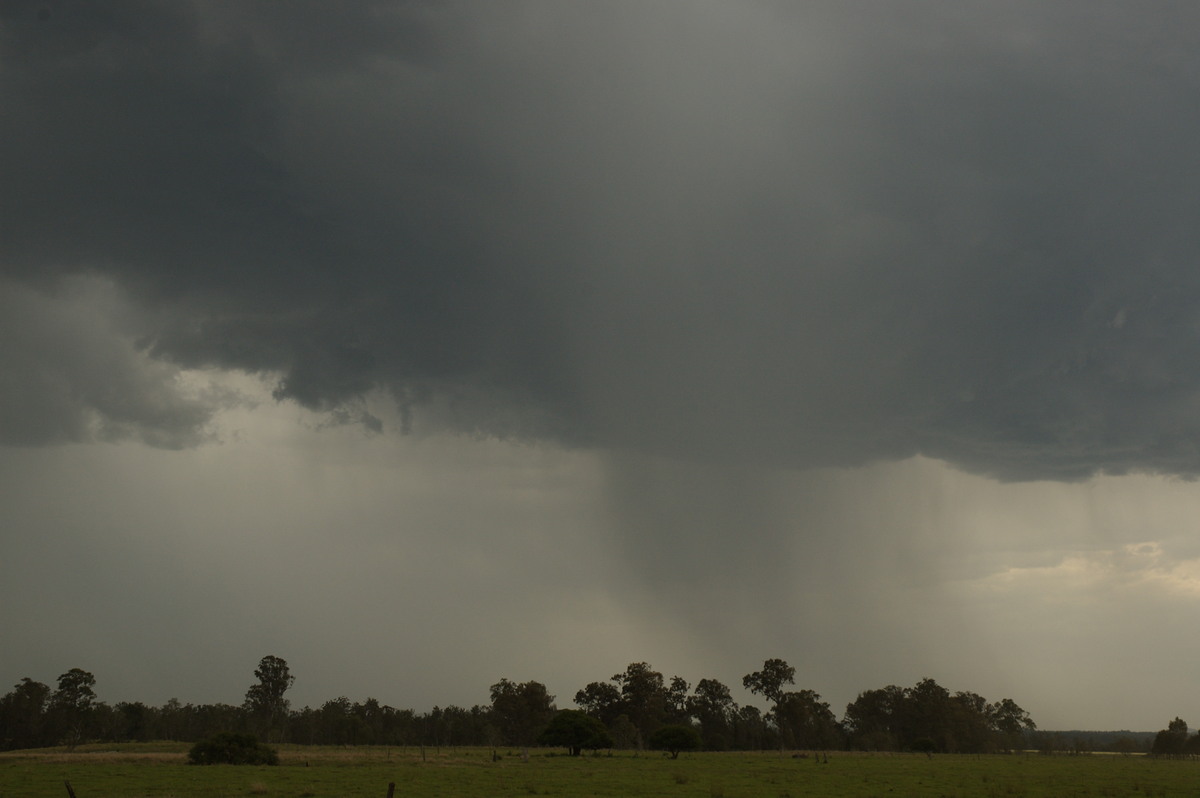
[743,658,795,753]
[666,676,691,725]
[243,655,294,742]
[489,678,556,747]
[687,678,737,750]
[0,677,52,750]
[775,689,840,750]
[987,697,1037,751]
[611,662,666,736]
[50,668,97,749]
[843,685,904,751]
[574,681,622,726]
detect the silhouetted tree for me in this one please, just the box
[611,662,669,745]
[843,685,904,751]
[687,678,737,750]
[949,691,993,753]
[355,697,385,744]
[743,658,795,753]
[732,705,769,750]
[987,697,1036,751]
[318,697,359,745]
[743,659,795,707]
[776,689,841,750]
[648,724,701,758]
[50,668,97,749]
[845,680,1036,754]
[244,655,294,742]
[902,678,953,752]
[538,709,613,756]
[574,681,623,726]
[666,676,691,725]
[608,714,639,749]
[0,678,52,750]
[489,678,556,747]
[1153,717,1189,757]
[114,701,153,742]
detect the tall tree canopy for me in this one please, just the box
[243,655,294,741]
[489,678,556,747]
[50,668,96,749]
[843,678,1035,753]
[742,659,795,706]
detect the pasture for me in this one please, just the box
[1,744,1195,798]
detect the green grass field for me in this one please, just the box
[1,744,1196,798]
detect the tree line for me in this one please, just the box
[1149,717,1200,758]
[0,656,1038,754]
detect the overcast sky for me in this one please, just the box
[4,0,1200,732]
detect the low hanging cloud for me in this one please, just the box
[5,1,1200,481]
[0,276,229,448]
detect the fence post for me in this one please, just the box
[386,781,395,798]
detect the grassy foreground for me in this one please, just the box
[1,744,1197,798]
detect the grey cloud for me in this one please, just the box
[0,277,225,448]
[5,1,1200,480]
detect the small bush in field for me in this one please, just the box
[187,732,279,765]
[648,725,701,759]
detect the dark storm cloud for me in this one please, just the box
[5,1,1200,479]
[0,276,224,447]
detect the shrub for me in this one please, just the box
[537,710,614,756]
[648,725,702,759]
[911,737,937,754]
[187,732,279,765]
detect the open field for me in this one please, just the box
[2,744,1198,798]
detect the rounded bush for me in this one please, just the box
[648,725,701,759]
[188,732,279,765]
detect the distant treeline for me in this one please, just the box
[1030,730,1155,754]
[1,656,1052,754]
